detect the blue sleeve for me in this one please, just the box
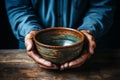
[77,0,115,40]
[5,0,42,41]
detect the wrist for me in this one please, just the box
[25,30,40,41]
[80,30,92,36]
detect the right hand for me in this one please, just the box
[60,30,96,70]
[24,30,59,70]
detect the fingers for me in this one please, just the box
[60,30,96,70]
[27,50,52,66]
[25,37,33,51]
[60,52,91,70]
[85,32,96,54]
[27,50,58,69]
[38,63,58,69]
[24,30,95,70]
[60,62,69,70]
[25,31,59,70]
[81,30,96,54]
[25,30,39,51]
[68,52,91,68]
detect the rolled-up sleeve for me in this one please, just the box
[5,0,42,41]
[77,0,115,40]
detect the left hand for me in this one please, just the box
[25,30,59,70]
[60,30,96,70]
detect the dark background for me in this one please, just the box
[0,0,18,49]
[0,0,120,49]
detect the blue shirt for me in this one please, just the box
[5,0,115,48]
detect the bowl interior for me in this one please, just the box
[35,28,83,47]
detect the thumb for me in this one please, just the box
[25,30,40,51]
[25,34,34,51]
[25,38,33,51]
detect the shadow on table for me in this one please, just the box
[0,49,120,80]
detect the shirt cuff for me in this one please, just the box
[19,24,42,41]
[77,25,96,39]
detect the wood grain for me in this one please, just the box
[0,49,120,80]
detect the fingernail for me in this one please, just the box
[45,61,52,67]
[90,48,94,55]
[69,62,73,68]
[60,66,64,71]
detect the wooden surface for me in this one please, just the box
[0,49,120,80]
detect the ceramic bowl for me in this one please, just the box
[33,27,85,64]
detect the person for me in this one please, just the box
[5,0,115,70]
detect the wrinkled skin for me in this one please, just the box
[25,30,96,70]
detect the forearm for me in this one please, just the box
[5,0,42,41]
[77,0,115,40]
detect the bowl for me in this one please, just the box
[33,27,85,64]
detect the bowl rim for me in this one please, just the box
[33,27,85,49]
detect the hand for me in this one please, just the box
[24,30,58,70]
[60,30,96,70]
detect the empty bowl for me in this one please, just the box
[33,27,85,64]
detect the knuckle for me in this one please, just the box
[35,60,40,63]
[27,52,32,57]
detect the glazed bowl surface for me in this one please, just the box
[33,27,85,64]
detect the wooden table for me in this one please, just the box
[0,49,120,80]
